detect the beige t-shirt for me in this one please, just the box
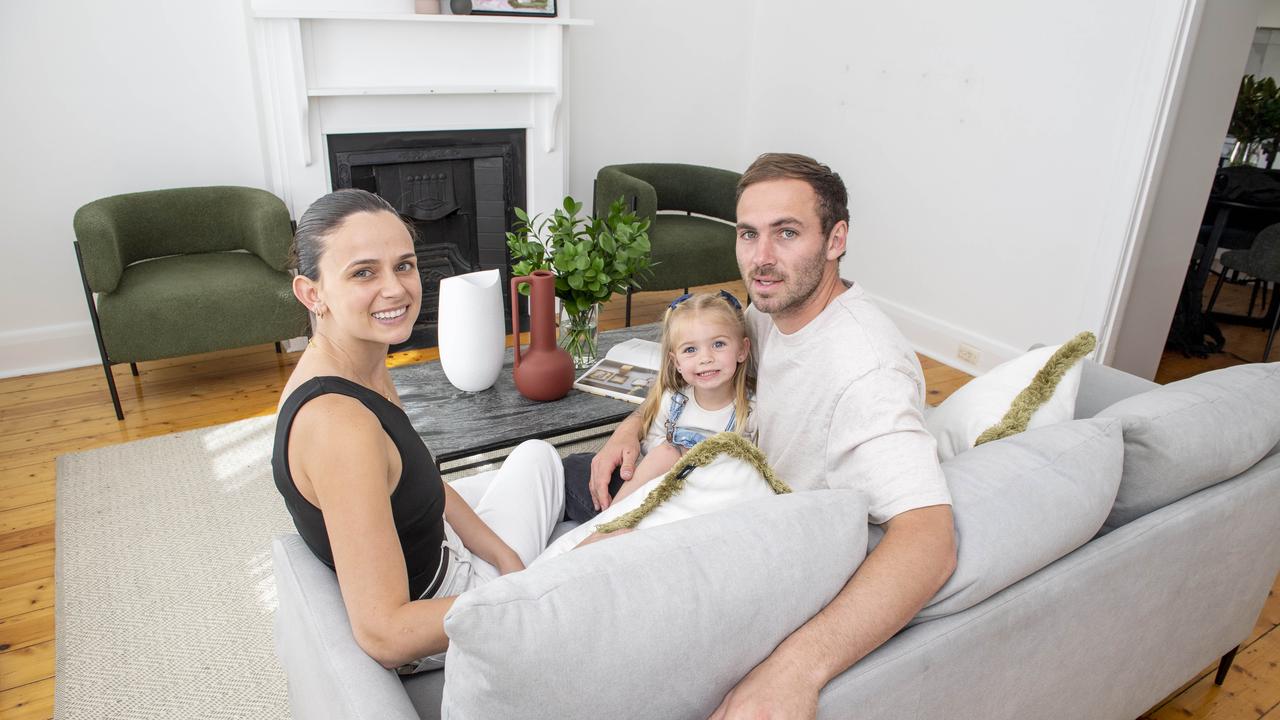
[746,283,951,524]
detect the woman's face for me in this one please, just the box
[312,210,422,346]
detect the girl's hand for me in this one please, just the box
[574,527,634,550]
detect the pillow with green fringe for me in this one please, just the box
[925,332,1097,462]
[533,432,790,565]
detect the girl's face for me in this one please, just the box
[303,210,422,346]
[668,313,750,394]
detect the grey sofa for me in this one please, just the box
[272,360,1280,719]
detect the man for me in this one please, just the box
[575,153,957,719]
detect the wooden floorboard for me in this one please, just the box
[0,278,1274,719]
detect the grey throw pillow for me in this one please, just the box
[914,417,1124,622]
[442,490,869,720]
[1097,363,1280,531]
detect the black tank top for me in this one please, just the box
[272,376,447,600]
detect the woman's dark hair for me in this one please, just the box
[290,188,413,280]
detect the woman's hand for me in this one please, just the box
[496,552,526,576]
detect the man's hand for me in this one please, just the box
[711,504,956,720]
[589,430,641,511]
[709,656,821,720]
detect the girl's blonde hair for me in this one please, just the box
[638,292,754,438]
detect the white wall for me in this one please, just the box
[566,0,754,207]
[738,1,1200,371]
[0,0,267,377]
[1109,0,1260,378]
[1260,0,1280,28]
[3,0,1256,379]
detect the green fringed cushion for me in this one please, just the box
[926,332,1097,461]
[533,432,790,564]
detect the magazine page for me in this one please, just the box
[573,339,662,403]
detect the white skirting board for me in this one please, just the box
[864,291,1023,376]
[0,321,100,379]
[0,323,308,379]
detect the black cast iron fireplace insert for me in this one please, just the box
[328,128,526,352]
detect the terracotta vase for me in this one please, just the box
[510,270,574,402]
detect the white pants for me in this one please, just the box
[402,440,564,674]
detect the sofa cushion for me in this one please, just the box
[926,335,1094,461]
[441,490,868,719]
[913,417,1124,622]
[1096,362,1280,531]
[535,433,789,563]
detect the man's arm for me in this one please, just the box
[588,411,645,511]
[711,504,956,719]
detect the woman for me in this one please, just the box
[272,188,563,673]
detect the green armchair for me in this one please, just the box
[594,163,742,325]
[73,186,308,419]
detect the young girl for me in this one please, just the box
[610,290,757,506]
[540,290,764,557]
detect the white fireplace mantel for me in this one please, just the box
[248,1,589,218]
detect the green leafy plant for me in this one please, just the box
[1229,75,1280,166]
[507,195,652,314]
[508,196,651,366]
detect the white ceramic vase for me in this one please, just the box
[437,269,505,392]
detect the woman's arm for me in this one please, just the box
[291,395,455,669]
[442,482,524,574]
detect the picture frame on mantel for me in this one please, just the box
[469,0,556,18]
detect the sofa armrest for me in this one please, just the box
[272,534,422,720]
[1073,360,1160,419]
[72,201,125,294]
[237,189,294,272]
[595,166,658,223]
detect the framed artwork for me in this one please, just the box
[470,0,557,18]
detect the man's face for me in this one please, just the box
[735,178,837,318]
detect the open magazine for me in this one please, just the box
[573,338,662,404]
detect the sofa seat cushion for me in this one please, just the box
[97,252,306,362]
[645,214,739,291]
[912,417,1124,622]
[442,490,868,720]
[1096,362,1280,531]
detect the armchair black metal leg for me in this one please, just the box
[130,363,139,377]
[1205,270,1228,316]
[625,287,633,328]
[1249,280,1261,317]
[1215,645,1239,686]
[75,241,125,421]
[275,341,284,354]
[1264,300,1280,362]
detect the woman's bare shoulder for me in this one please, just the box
[290,391,382,447]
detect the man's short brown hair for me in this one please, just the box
[736,153,850,238]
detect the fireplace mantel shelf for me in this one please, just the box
[308,84,556,97]
[251,9,591,26]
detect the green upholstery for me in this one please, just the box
[594,163,741,292]
[97,253,302,362]
[74,186,307,366]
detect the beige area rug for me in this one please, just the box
[54,415,608,719]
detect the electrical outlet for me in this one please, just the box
[957,343,981,365]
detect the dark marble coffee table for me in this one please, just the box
[390,323,661,467]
